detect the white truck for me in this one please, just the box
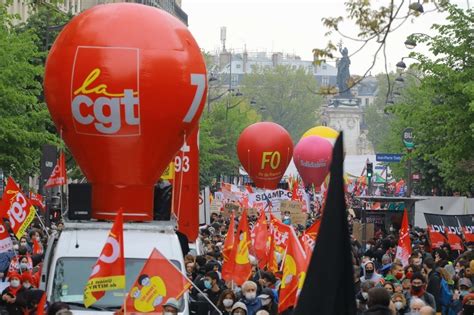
[39,221,189,314]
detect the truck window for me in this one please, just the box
[51,257,184,311]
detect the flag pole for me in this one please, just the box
[34,211,50,237]
[163,247,223,315]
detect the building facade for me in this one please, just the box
[4,0,187,25]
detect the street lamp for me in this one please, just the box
[396,60,407,71]
[404,33,434,49]
[395,75,405,83]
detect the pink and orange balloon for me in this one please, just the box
[293,136,333,188]
[44,4,207,220]
[237,122,293,189]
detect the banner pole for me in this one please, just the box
[34,211,50,237]
[163,247,222,315]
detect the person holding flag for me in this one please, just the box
[395,209,411,267]
[83,209,125,308]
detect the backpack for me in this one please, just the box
[439,277,453,306]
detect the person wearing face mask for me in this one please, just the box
[363,287,393,315]
[214,289,236,315]
[257,288,277,315]
[405,273,436,311]
[231,302,248,315]
[202,271,223,306]
[361,261,382,284]
[357,281,375,313]
[239,281,261,315]
[0,272,24,315]
[8,246,33,274]
[391,292,408,315]
[408,297,426,315]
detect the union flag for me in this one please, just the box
[83,210,125,307]
[252,210,269,269]
[45,152,67,188]
[123,248,191,313]
[279,226,307,313]
[29,192,45,212]
[221,211,236,281]
[395,209,411,267]
[227,209,252,286]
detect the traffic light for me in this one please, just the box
[367,162,373,179]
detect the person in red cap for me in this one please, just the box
[21,272,34,290]
[0,271,25,314]
[461,293,474,315]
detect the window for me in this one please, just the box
[322,76,329,87]
[322,65,327,70]
[51,257,183,311]
[236,64,241,69]
[365,98,369,106]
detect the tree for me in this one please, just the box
[199,100,260,188]
[376,3,473,195]
[0,4,58,184]
[241,65,323,141]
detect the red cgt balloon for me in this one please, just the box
[44,4,207,221]
[293,136,333,188]
[237,122,293,189]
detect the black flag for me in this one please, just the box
[294,133,356,315]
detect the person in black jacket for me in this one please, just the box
[424,257,442,312]
[363,287,393,315]
[257,288,277,315]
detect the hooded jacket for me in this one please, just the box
[360,261,383,283]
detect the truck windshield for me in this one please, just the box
[51,257,184,311]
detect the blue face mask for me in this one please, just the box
[204,280,212,289]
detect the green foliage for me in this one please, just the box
[374,4,474,194]
[0,4,58,184]
[199,100,260,188]
[241,65,323,141]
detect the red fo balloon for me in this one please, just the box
[44,4,207,221]
[293,136,333,188]
[237,122,293,189]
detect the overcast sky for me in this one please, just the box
[182,0,469,75]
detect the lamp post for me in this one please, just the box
[404,33,434,49]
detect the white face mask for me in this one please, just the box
[10,280,20,288]
[361,292,369,300]
[223,299,234,307]
[245,292,256,300]
[394,301,403,310]
[23,282,31,289]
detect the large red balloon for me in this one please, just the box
[293,136,333,188]
[44,4,207,221]
[237,122,293,189]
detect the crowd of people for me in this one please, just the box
[185,202,474,315]
[0,218,72,315]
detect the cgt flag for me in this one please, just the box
[252,210,269,269]
[0,177,36,239]
[221,211,236,281]
[278,226,306,313]
[424,213,448,249]
[295,133,356,315]
[29,192,45,212]
[123,248,191,313]
[227,208,252,286]
[45,152,67,188]
[395,209,411,267]
[457,215,474,243]
[83,210,125,307]
[441,215,464,251]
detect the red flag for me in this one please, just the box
[33,237,43,255]
[221,212,236,281]
[252,210,269,269]
[123,248,191,313]
[266,233,279,273]
[83,210,125,307]
[299,218,321,257]
[0,177,36,239]
[269,214,291,254]
[29,192,45,212]
[45,152,67,188]
[227,209,252,286]
[395,209,411,267]
[291,183,300,201]
[279,227,307,313]
[245,185,254,193]
[36,291,47,315]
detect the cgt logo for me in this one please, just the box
[71,47,140,136]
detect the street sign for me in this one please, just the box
[376,153,404,163]
[402,128,414,150]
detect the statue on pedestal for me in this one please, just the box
[336,46,352,98]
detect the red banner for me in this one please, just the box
[173,128,199,241]
[395,209,411,266]
[457,215,474,242]
[441,215,464,250]
[0,177,36,239]
[424,213,447,249]
[45,152,67,188]
[29,192,45,211]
